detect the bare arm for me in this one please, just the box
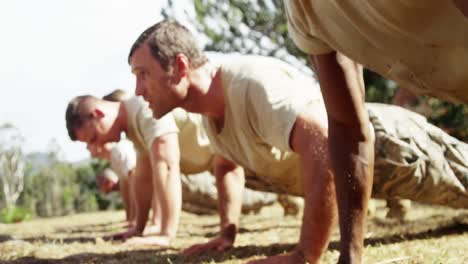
[119,177,132,222]
[312,52,374,264]
[290,106,337,263]
[183,154,245,255]
[133,156,153,234]
[103,157,153,241]
[214,155,245,240]
[127,169,137,224]
[248,103,337,264]
[453,0,468,18]
[149,132,182,240]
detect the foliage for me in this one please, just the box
[0,206,31,223]
[20,161,97,217]
[425,99,468,141]
[0,124,26,209]
[0,126,123,220]
[163,0,309,73]
[19,157,122,218]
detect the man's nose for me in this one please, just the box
[135,81,145,96]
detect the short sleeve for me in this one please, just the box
[138,108,179,150]
[110,140,136,178]
[244,70,303,151]
[284,1,333,55]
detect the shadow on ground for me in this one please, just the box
[4,215,467,264]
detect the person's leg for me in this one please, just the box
[369,103,468,208]
[180,171,278,215]
[277,195,303,216]
[312,52,374,263]
[386,199,411,220]
[180,172,219,214]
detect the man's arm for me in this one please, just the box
[119,177,132,222]
[149,132,182,241]
[104,156,153,240]
[313,52,374,264]
[453,0,468,18]
[127,169,137,225]
[183,154,245,255]
[248,102,337,264]
[291,106,337,263]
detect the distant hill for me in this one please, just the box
[25,152,90,170]
[25,152,50,170]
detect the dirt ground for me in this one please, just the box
[0,201,467,264]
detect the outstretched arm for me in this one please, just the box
[183,154,245,255]
[104,157,153,241]
[248,101,337,264]
[149,132,182,243]
[119,177,132,222]
[312,52,374,264]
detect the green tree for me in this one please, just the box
[0,124,26,209]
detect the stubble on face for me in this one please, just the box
[150,75,183,119]
[131,45,177,119]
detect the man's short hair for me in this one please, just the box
[102,89,131,102]
[65,95,96,141]
[128,20,208,72]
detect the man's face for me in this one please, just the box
[75,107,120,146]
[131,43,185,118]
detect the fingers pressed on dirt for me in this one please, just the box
[181,245,201,256]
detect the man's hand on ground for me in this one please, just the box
[181,236,234,256]
[103,227,142,241]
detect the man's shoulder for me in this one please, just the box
[220,55,289,73]
[123,96,148,112]
[219,55,283,98]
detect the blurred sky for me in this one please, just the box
[0,0,167,162]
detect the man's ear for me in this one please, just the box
[173,53,189,83]
[91,108,105,119]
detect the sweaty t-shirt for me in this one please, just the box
[203,55,324,196]
[123,96,178,157]
[284,0,468,103]
[172,108,214,174]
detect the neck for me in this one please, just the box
[182,63,225,122]
[113,101,128,135]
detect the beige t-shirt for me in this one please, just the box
[109,139,136,180]
[123,96,178,156]
[117,104,213,175]
[284,1,468,103]
[203,55,324,196]
[172,108,214,174]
